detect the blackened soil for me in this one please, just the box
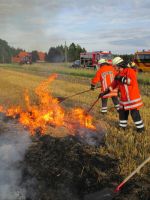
[23,135,150,200]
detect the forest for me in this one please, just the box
[0,38,133,63]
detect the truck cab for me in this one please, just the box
[134,50,150,72]
[80,51,112,69]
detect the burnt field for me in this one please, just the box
[0,63,150,200]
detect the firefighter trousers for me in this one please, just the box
[119,109,144,132]
[101,96,119,113]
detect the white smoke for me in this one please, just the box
[0,114,31,200]
[76,127,105,146]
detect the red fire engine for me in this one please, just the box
[80,51,112,69]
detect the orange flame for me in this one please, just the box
[3,74,95,135]
[70,108,96,130]
[6,106,22,118]
[0,105,3,112]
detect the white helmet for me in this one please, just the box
[112,57,123,66]
[98,58,108,64]
[127,61,136,68]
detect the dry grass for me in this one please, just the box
[0,64,150,177]
[0,63,95,78]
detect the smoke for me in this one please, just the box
[0,114,31,200]
[76,127,105,146]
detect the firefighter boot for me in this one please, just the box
[101,107,107,115]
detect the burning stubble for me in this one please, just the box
[2,74,96,136]
[0,74,106,199]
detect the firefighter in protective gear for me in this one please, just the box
[112,57,124,65]
[91,58,119,114]
[100,57,144,133]
[98,58,107,65]
[95,58,106,70]
[127,61,138,72]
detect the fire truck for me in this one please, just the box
[134,50,150,72]
[80,51,112,69]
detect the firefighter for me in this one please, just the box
[91,58,119,114]
[99,57,144,133]
[127,61,138,72]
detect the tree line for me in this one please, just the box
[45,43,86,62]
[0,38,134,63]
[0,38,87,63]
[0,39,23,63]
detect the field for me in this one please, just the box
[0,63,150,199]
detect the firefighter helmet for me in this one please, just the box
[112,57,123,66]
[98,58,108,64]
[127,61,136,69]
[131,61,136,67]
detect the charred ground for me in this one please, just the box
[22,133,150,200]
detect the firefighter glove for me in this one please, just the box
[90,84,95,90]
[98,88,110,98]
[115,75,129,84]
[114,75,122,81]
[98,92,104,98]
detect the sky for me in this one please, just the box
[0,0,150,54]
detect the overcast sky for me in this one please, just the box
[0,0,150,54]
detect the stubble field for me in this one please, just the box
[0,63,150,199]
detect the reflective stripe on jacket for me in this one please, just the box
[91,64,118,98]
[109,68,143,110]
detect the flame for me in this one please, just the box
[70,108,96,130]
[6,106,22,118]
[2,74,95,135]
[0,105,3,112]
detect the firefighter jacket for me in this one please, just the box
[109,68,143,110]
[91,64,118,98]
